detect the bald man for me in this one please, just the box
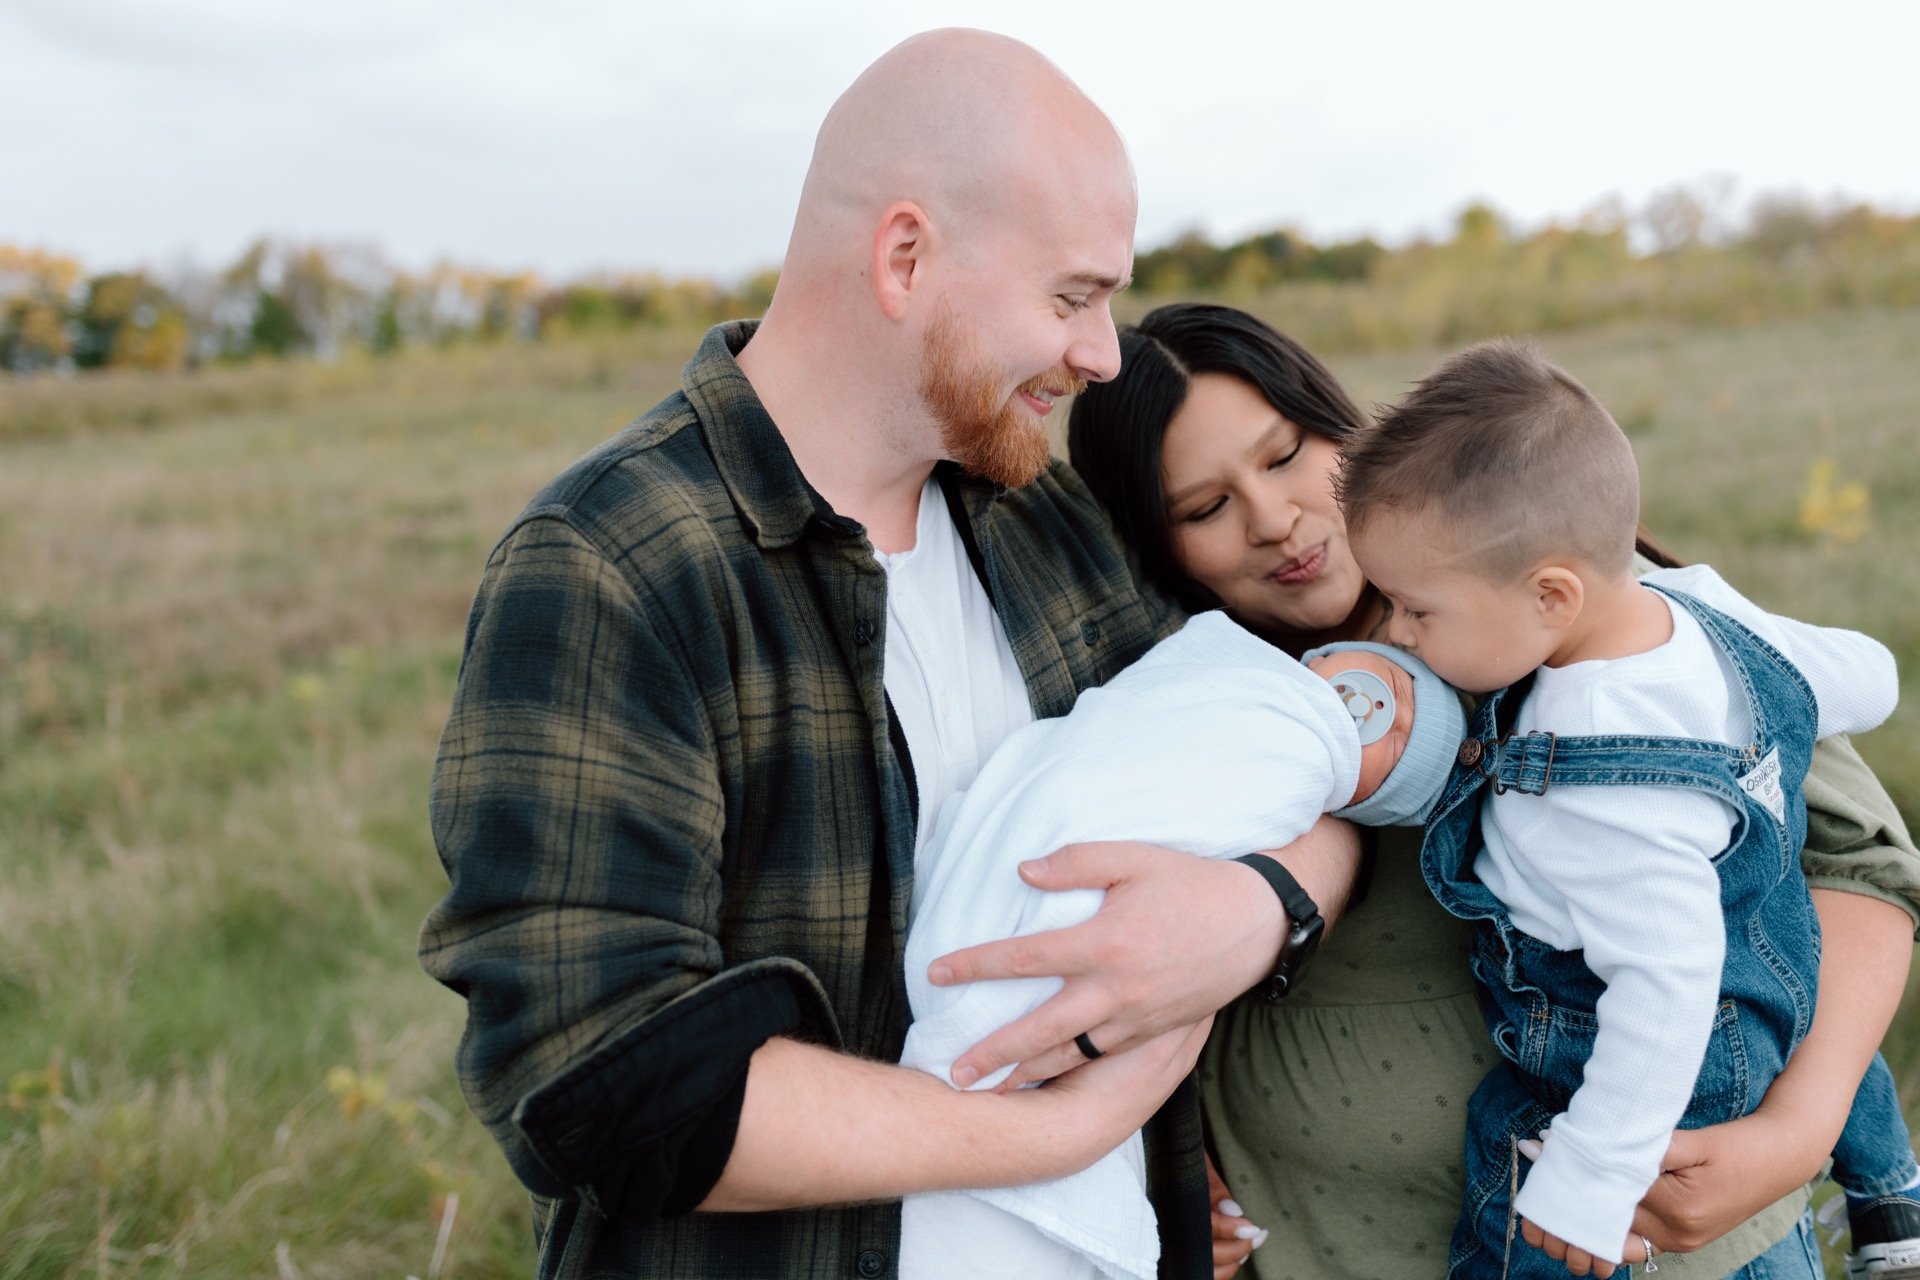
[422,30,1358,1279]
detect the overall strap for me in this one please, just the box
[1465,683,1747,807]
[1456,586,1818,809]
[1471,729,1759,818]
[1426,675,1532,825]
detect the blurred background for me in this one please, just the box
[3,1,1917,1275]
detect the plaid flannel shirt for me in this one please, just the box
[421,321,1207,1278]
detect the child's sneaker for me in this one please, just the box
[1846,1195,1920,1280]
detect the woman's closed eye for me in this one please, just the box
[1180,495,1227,523]
[1267,437,1304,469]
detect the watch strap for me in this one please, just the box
[1232,853,1325,1001]
[1232,852,1318,925]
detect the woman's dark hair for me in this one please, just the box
[1067,302,1367,612]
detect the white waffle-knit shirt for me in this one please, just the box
[1485,564,1898,1261]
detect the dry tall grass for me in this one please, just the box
[0,347,683,1276]
[2,309,1916,1277]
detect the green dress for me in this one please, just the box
[1201,734,1919,1279]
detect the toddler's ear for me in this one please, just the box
[1533,565,1584,631]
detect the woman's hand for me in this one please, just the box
[1628,889,1911,1253]
[931,820,1362,1089]
[1206,1151,1264,1279]
[1628,1107,1825,1253]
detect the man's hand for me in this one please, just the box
[930,818,1361,1090]
[1017,1015,1216,1176]
[928,841,1279,1088]
[701,1017,1211,1212]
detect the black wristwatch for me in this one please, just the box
[1232,854,1325,1001]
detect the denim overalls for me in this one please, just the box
[1421,585,1906,1278]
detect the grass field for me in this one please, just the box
[2,309,1917,1277]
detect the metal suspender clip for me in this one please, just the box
[1489,731,1556,796]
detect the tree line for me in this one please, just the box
[4,183,1918,376]
[0,242,782,376]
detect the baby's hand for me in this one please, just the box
[1519,1217,1616,1278]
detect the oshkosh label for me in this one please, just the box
[1739,747,1787,824]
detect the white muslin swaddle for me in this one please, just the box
[898,612,1362,1280]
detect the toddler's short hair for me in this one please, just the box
[1336,338,1640,581]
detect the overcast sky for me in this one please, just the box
[5,0,1917,282]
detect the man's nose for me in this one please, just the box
[1070,304,1122,384]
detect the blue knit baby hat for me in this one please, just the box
[1299,640,1469,828]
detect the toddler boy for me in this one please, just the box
[1338,338,1914,1278]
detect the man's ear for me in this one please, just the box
[872,201,930,321]
[1533,564,1584,631]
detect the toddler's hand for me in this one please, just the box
[1520,1217,1615,1278]
[1515,1132,1659,1274]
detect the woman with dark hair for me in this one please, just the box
[1071,306,1372,634]
[1066,302,1920,1279]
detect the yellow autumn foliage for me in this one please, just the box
[1799,457,1872,544]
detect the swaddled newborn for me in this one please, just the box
[897,611,1467,1280]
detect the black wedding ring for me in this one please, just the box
[1075,1031,1104,1060]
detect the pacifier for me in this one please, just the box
[1327,667,1396,746]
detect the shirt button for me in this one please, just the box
[1080,620,1100,646]
[1457,739,1484,767]
[854,619,875,646]
[856,1249,886,1278]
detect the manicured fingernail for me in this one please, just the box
[1517,1139,1543,1162]
[1537,1128,1551,1143]
[1018,859,1045,879]
[950,1064,977,1088]
[1252,1229,1270,1248]
[1219,1198,1244,1218]
[929,964,952,985]
[1235,1225,1261,1240]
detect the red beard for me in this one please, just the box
[920,310,1084,488]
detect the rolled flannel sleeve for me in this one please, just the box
[1800,733,1920,935]
[419,514,838,1221]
